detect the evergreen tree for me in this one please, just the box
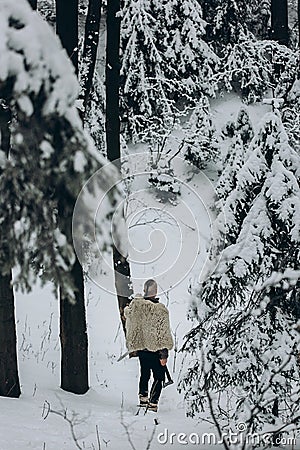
[120,0,218,141]
[199,0,270,45]
[218,37,293,102]
[181,112,300,436]
[274,50,300,151]
[55,0,90,395]
[217,107,254,199]
[200,0,250,56]
[148,149,181,203]
[0,0,120,395]
[183,96,219,169]
[249,0,270,40]
[216,135,245,200]
[235,106,254,145]
[106,0,133,332]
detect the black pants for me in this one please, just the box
[138,350,165,404]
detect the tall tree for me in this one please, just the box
[271,0,289,45]
[181,112,300,436]
[0,0,121,398]
[120,0,218,141]
[0,101,21,399]
[55,0,89,394]
[106,0,133,332]
[56,0,79,72]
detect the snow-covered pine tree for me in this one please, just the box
[182,113,300,440]
[198,0,251,54]
[199,0,270,47]
[0,0,120,305]
[183,96,219,169]
[217,107,254,199]
[148,140,181,203]
[274,49,300,151]
[180,112,300,438]
[120,0,218,142]
[235,106,254,145]
[216,135,245,200]
[248,0,270,40]
[219,37,293,102]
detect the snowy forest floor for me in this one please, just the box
[1,94,297,450]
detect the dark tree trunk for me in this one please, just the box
[106,0,121,164]
[272,397,282,446]
[56,0,79,73]
[298,0,300,46]
[113,247,133,333]
[106,0,133,332]
[57,154,89,395]
[60,258,89,394]
[270,0,289,45]
[55,0,88,394]
[28,0,37,9]
[0,272,21,398]
[0,102,21,399]
[80,0,102,117]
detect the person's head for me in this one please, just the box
[143,279,158,298]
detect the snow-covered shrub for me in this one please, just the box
[180,112,300,442]
[216,135,245,200]
[120,0,219,142]
[217,37,293,102]
[217,107,253,199]
[235,106,254,145]
[183,96,219,169]
[148,150,181,204]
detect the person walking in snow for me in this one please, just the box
[124,279,173,412]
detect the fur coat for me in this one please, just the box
[124,295,174,353]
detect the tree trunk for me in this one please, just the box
[0,271,21,398]
[0,101,20,398]
[106,0,133,332]
[60,258,89,394]
[113,247,133,333]
[56,0,79,73]
[270,0,289,45]
[56,0,88,394]
[80,0,102,117]
[272,397,282,446]
[106,0,121,165]
[298,0,300,47]
[28,0,37,9]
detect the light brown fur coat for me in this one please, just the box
[124,295,174,353]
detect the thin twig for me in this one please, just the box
[96,425,101,450]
